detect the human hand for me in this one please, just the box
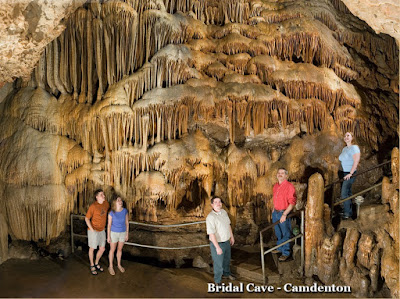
[125,233,129,242]
[107,237,111,244]
[230,236,235,246]
[280,214,287,223]
[344,174,352,180]
[216,247,223,255]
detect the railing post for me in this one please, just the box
[71,214,74,254]
[260,231,266,285]
[300,210,304,276]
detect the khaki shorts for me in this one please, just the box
[88,229,106,249]
[111,231,126,243]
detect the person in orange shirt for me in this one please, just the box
[85,189,110,275]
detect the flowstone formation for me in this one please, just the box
[0,0,398,266]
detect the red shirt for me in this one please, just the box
[273,180,297,210]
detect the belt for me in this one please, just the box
[274,209,286,212]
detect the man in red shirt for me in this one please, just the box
[272,168,296,262]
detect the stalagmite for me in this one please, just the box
[316,233,341,284]
[305,172,325,280]
[0,212,7,263]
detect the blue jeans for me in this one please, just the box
[341,171,356,217]
[272,210,292,256]
[210,240,231,283]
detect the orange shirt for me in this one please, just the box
[85,201,110,231]
[273,180,297,210]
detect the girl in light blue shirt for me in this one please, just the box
[338,132,360,219]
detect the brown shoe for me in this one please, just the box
[271,249,281,254]
[278,255,290,262]
[223,274,236,281]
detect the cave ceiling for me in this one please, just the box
[0,0,398,243]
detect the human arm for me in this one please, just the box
[209,233,223,255]
[107,214,112,243]
[85,216,94,231]
[85,206,94,231]
[229,226,235,246]
[344,152,360,180]
[280,203,295,223]
[125,212,129,241]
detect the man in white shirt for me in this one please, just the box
[206,196,235,284]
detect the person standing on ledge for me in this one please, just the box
[272,168,297,262]
[338,132,360,220]
[85,189,110,275]
[206,196,236,285]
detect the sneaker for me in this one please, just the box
[278,255,290,262]
[271,249,281,254]
[223,274,236,281]
[341,215,350,220]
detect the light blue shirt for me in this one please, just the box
[339,145,360,172]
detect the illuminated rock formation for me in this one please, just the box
[0,1,398,293]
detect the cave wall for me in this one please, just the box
[0,0,398,277]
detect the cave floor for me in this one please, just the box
[0,249,355,298]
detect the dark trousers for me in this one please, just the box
[210,240,231,283]
[272,210,292,256]
[341,171,356,217]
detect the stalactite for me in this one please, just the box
[86,10,94,104]
[45,42,57,95]
[34,52,46,89]
[59,32,72,94]
[4,185,72,243]
[76,8,88,103]
[329,0,351,14]
[261,11,302,24]
[212,22,260,40]
[226,144,257,207]
[134,171,175,212]
[111,148,160,188]
[93,18,104,101]
[313,11,338,31]
[297,98,328,134]
[53,39,67,94]
[216,33,252,55]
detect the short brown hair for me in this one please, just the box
[210,196,222,204]
[94,189,104,200]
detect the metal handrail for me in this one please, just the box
[259,210,301,234]
[325,160,391,214]
[333,176,392,208]
[324,160,390,190]
[259,210,305,285]
[70,214,208,253]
